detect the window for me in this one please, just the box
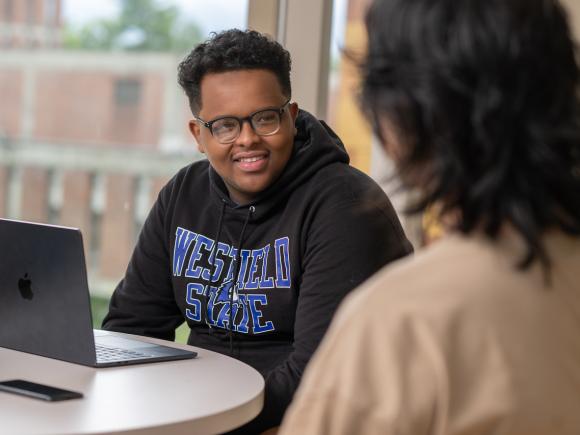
[44,0,58,26]
[4,0,14,22]
[26,0,36,25]
[114,78,141,107]
[0,0,248,334]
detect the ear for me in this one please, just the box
[289,102,299,122]
[288,102,299,135]
[189,120,205,154]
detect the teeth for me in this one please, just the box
[239,156,263,163]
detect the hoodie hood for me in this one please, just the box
[204,110,351,350]
[208,109,349,220]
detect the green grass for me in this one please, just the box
[90,294,189,344]
[175,322,189,344]
[90,294,111,329]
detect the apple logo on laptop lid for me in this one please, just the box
[18,273,34,300]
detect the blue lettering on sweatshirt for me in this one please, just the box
[244,248,264,290]
[185,234,214,279]
[232,294,250,333]
[204,282,261,333]
[260,244,275,288]
[237,249,252,289]
[185,282,204,322]
[204,242,229,281]
[247,294,275,333]
[274,237,291,288]
[174,227,292,335]
[173,227,197,276]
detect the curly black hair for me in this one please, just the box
[178,29,292,114]
[362,0,580,270]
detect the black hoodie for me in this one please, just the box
[102,110,413,432]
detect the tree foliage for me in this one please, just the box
[63,0,202,53]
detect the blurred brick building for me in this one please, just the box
[0,0,198,293]
[0,0,61,48]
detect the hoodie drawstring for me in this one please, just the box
[228,205,254,355]
[204,199,226,332]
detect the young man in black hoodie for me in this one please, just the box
[102,29,412,433]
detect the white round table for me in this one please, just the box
[0,334,264,435]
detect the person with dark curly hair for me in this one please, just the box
[280,0,580,433]
[102,29,412,433]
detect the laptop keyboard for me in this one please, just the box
[96,343,152,363]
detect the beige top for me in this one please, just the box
[279,231,580,435]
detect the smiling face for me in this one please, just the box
[189,69,298,205]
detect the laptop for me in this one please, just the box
[0,218,197,367]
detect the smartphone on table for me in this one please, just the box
[0,379,83,401]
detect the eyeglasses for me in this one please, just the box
[194,98,291,144]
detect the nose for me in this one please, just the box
[235,119,260,147]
